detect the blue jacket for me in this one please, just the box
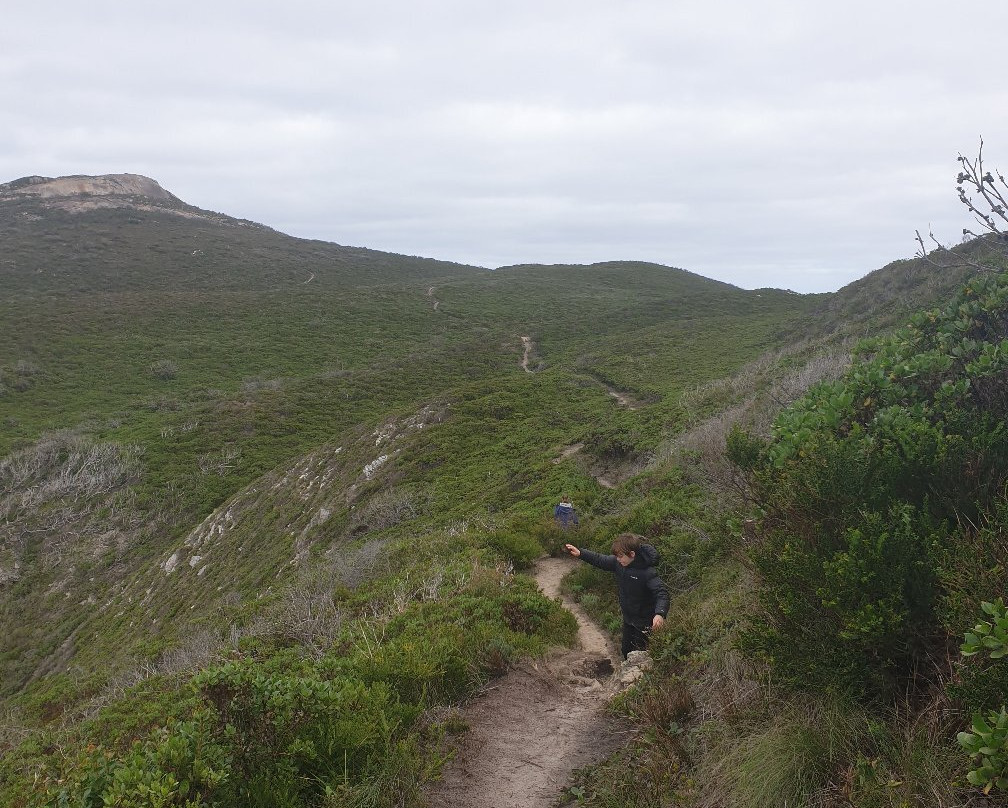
[577,544,669,628]
[554,501,578,528]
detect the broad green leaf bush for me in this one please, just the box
[734,272,1008,702]
[956,599,1008,796]
[47,715,229,808]
[958,708,1008,794]
[962,599,1008,660]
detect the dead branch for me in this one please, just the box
[916,137,1008,274]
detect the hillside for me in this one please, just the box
[0,174,484,296]
[0,174,993,808]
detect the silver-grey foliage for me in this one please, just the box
[0,433,144,580]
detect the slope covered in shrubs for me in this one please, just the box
[702,271,1008,806]
[4,180,1001,807]
[736,271,1008,703]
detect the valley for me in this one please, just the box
[0,174,1003,808]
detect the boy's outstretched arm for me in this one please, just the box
[566,544,619,572]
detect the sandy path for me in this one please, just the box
[425,557,624,808]
[520,336,534,373]
[551,443,584,464]
[607,388,639,409]
[535,557,618,661]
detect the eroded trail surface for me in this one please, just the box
[520,336,534,373]
[426,557,625,808]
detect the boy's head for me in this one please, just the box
[611,532,644,566]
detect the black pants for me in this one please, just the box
[621,622,649,659]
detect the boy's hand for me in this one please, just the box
[651,614,666,630]
[564,544,580,557]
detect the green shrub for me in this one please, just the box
[194,661,421,805]
[744,504,941,699]
[583,412,652,463]
[736,273,1008,702]
[484,526,542,569]
[17,674,80,724]
[355,629,471,703]
[48,659,426,808]
[959,708,1008,794]
[47,716,229,808]
[724,424,764,472]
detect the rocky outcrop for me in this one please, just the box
[0,172,268,229]
[0,173,180,203]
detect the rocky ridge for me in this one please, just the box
[0,173,178,202]
[0,172,267,229]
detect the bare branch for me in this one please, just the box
[915,141,1008,275]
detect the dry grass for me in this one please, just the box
[273,585,346,659]
[843,693,985,808]
[0,707,36,754]
[327,537,387,588]
[687,647,768,727]
[694,695,868,808]
[0,431,145,578]
[0,431,142,503]
[654,342,853,494]
[345,488,419,535]
[196,445,241,476]
[148,359,178,380]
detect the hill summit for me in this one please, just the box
[0,172,276,233]
[0,172,183,209]
[0,172,254,230]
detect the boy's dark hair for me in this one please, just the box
[611,532,644,556]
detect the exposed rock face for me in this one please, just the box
[0,172,264,227]
[0,173,180,203]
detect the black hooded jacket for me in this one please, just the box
[576,544,669,629]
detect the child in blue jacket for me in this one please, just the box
[554,495,578,529]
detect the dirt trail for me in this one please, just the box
[520,336,534,373]
[607,388,639,409]
[536,557,618,661]
[551,445,617,490]
[551,443,584,464]
[425,557,625,808]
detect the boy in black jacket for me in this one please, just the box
[565,532,669,659]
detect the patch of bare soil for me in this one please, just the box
[606,387,640,410]
[520,336,534,373]
[551,444,584,464]
[425,557,627,808]
[550,444,634,491]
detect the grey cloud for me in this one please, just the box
[2,1,1007,293]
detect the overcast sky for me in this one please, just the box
[3,2,1006,293]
